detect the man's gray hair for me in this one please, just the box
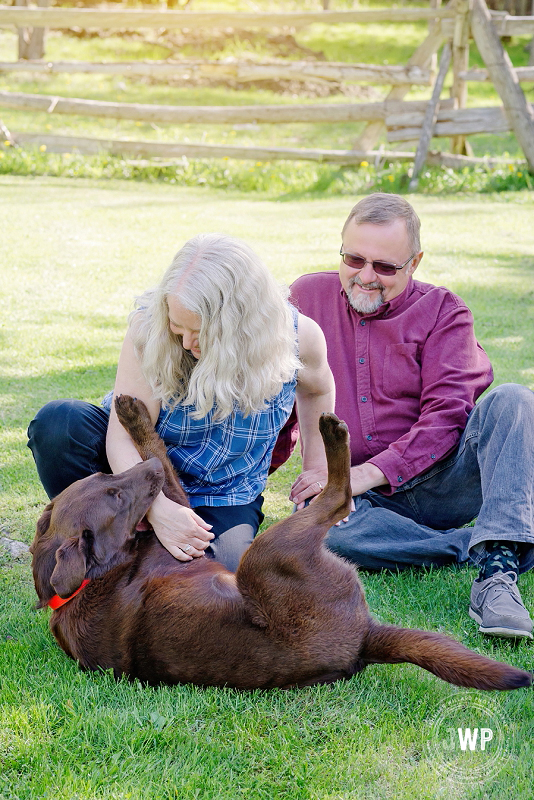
[342,193,421,254]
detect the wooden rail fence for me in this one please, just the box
[0,1,533,179]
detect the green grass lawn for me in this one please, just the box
[1,176,533,799]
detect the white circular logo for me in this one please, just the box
[425,695,514,785]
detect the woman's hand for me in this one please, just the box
[147,492,214,561]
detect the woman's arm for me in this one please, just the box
[107,324,213,560]
[289,313,335,508]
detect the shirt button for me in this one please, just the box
[361,396,367,403]
[366,435,373,441]
[359,358,365,364]
[431,454,436,459]
[397,476,403,483]
[360,320,366,326]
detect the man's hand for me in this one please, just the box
[146,493,214,561]
[290,462,388,512]
[289,468,328,510]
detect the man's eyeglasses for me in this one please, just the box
[339,247,415,277]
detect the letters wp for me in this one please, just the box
[457,728,494,751]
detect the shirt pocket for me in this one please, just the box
[383,343,422,399]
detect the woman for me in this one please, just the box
[28,233,334,571]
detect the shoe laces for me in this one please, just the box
[478,571,522,608]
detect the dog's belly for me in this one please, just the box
[118,576,369,688]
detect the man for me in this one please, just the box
[286,193,534,639]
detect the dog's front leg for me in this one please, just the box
[115,395,190,507]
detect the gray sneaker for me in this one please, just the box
[469,572,533,639]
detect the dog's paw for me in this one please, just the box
[319,412,349,446]
[115,395,152,433]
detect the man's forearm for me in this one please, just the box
[350,462,388,496]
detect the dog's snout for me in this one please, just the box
[141,458,165,495]
[145,457,163,473]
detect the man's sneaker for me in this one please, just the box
[469,572,533,639]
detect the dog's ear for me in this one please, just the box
[50,536,88,598]
[30,501,54,555]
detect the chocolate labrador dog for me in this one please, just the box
[31,396,531,691]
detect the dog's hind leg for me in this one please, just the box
[241,412,352,564]
[236,413,358,626]
[362,621,532,690]
[114,395,190,507]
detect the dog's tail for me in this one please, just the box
[361,621,532,690]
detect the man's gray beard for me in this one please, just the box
[346,280,385,314]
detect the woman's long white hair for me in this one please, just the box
[130,233,300,420]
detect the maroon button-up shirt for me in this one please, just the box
[289,271,493,494]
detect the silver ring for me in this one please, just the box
[182,544,192,553]
[316,481,323,491]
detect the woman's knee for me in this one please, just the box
[28,398,110,463]
[28,399,84,454]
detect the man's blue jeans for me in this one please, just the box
[325,383,534,573]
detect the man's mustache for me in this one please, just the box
[349,276,385,291]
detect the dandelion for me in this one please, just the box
[360,160,369,167]
[45,123,52,130]
[508,164,514,171]
[39,144,47,152]
[387,174,394,182]
[256,162,262,167]
[517,172,522,177]
[0,152,4,159]
[4,140,11,147]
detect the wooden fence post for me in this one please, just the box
[529,0,534,67]
[429,0,443,74]
[409,42,452,190]
[351,9,449,151]
[16,0,48,61]
[471,0,534,171]
[451,0,472,154]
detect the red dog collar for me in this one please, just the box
[48,579,90,610]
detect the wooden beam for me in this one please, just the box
[387,104,534,140]
[459,66,534,82]
[471,0,534,172]
[492,15,534,36]
[0,7,457,30]
[6,130,524,169]
[0,60,432,86]
[0,90,454,125]
[409,43,451,190]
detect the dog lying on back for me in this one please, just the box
[30,396,531,691]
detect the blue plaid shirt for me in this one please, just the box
[156,374,296,507]
[105,306,298,507]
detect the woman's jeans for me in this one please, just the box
[325,383,534,573]
[27,399,263,573]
